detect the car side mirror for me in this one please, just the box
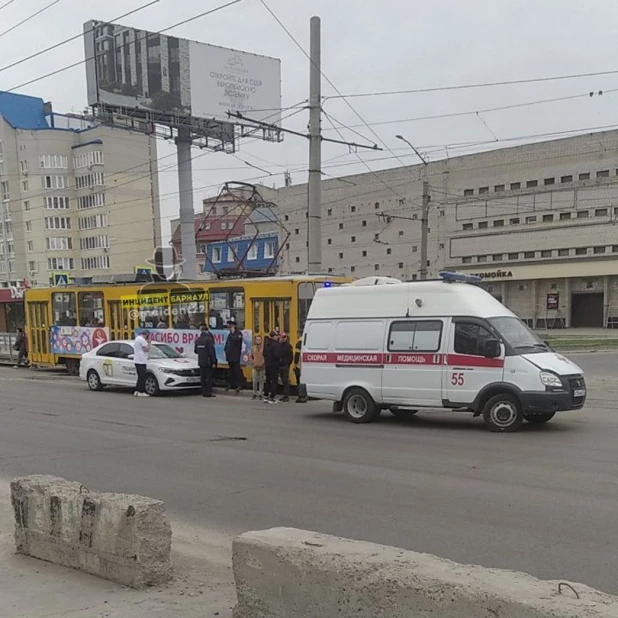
[128,353,134,360]
[483,339,501,359]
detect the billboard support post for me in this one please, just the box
[176,128,198,280]
[307,15,322,274]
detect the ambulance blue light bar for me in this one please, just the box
[439,271,482,284]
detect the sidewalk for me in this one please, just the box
[0,483,236,618]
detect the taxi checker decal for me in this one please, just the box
[302,352,504,369]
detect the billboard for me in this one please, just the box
[84,20,282,125]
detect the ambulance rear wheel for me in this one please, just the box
[343,388,379,424]
[389,407,418,420]
[482,393,524,433]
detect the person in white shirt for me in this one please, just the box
[133,330,151,397]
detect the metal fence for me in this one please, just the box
[0,332,18,363]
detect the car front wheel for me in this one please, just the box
[482,393,524,433]
[87,370,103,392]
[144,373,160,397]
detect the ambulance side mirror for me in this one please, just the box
[483,339,501,358]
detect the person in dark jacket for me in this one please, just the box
[263,331,279,403]
[276,332,294,402]
[13,328,28,368]
[194,324,217,397]
[224,319,244,393]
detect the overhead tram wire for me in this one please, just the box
[257,0,408,201]
[0,0,162,74]
[0,0,17,12]
[0,0,63,39]
[0,0,247,94]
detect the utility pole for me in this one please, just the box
[420,181,430,280]
[395,134,429,280]
[307,15,322,274]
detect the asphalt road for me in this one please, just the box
[0,359,616,594]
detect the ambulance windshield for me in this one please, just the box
[488,316,549,353]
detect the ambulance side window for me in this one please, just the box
[389,321,442,352]
[454,323,494,356]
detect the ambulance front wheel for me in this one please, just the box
[482,393,524,433]
[343,387,379,424]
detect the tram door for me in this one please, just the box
[107,301,138,341]
[28,301,51,364]
[252,298,291,337]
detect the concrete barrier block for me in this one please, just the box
[233,527,618,618]
[11,475,172,588]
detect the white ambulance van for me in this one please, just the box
[301,272,586,432]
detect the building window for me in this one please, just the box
[398,262,404,269]
[327,239,332,245]
[76,172,105,189]
[462,256,472,264]
[525,216,537,224]
[362,220,367,227]
[477,255,487,263]
[28,260,36,272]
[464,189,474,196]
[351,236,356,243]
[558,249,569,257]
[41,175,68,190]
[544,177,555,186]
[593,246,606,254]
[1,181,8,201]
[44,216,71,230]
[541,250,552,258]
[595,208,608,217]
[526,180,538,188]
[374,202,380,209]
[327,209,332,216]
[294,228,299,235]
[212,247,222,263]
[21,180,28,192]
[362,250,367,257]
[577,211,589,219]
[338,223,344,230]
[73,151,104,169]
[509,217,520,225]
[374,264,380,271]
[40,155,68,169]
[351,266,356,273]
[579,172,590,181]
[575,247,587,256]
[351,206,356,213]
[264,241,275,259]
[510,182,521,190]
[613,246,618,253]
[479,186,489,194]
[247,244,258,260]
[386,248,392,255]
[524,251,535,259]
[559,212,571,220]
[25,220,32,232]
[542,214,554,222]
[478,221,488,229]
[338,252,343,259]
[283,215,289,221]
[597,170,610,178]
[23,200,30,211]
[295,256,300,263]
[20,160,28,173]
[561,175,573,183]
[494,184,505,192]
[27,241,33,252]
[398,231,404,237]
[412,246,418,253]
[47,257,74,271]
[508,252,518,260]
[45,196,71,210]
[81,255,110,271]
[493,220,504,227]
[78,214,107,230]
[462,223,473,230]
[492,254,503,261]
[48,237,74,250]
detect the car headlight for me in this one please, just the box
[540,371,562,387]
[160,368,178,375]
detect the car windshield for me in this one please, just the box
[488,316,548,353]
[149,343,184,359]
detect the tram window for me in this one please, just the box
[137,289,168,329]
[209,289,245,329]
[78,292,104,327]
[52,292,76,326]
[171,288,206,329]
[298,282,315,331]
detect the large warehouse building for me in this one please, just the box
[277,129,618,329]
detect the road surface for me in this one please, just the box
[0,359,616,595]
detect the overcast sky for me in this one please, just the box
[3,0,618,239]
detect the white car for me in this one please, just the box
[79,339,201,396]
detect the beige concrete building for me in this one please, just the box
[277,129,618,328]
[0,92,161,288]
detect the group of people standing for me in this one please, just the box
[193,321,305,403]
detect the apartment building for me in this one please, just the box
[0,91,161,287]
[278,129,618,328]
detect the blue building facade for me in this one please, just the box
[203,232,279,274]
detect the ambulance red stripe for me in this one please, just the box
[302,352,504,369]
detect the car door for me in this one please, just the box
[442,318,505,405]
[94,342,120,385]
[381,320,444,406]
[111,343,137,386]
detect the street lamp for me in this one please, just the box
[395,134,429,280]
